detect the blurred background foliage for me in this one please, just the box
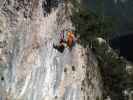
[70,0,133,100]
[71,0,118,47]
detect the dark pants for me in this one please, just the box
[53,44,65,53]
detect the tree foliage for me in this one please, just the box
[71,0,118,47]
[70,1,132,100]
[92,39,128,100]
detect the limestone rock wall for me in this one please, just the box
[0,0,103,100]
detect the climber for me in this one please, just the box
[53,30,77,53]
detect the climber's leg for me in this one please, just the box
[53,44,65,53]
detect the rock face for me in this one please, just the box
[0,0,103,100]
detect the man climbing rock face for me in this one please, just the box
[53,30,77,53]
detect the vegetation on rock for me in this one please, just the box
[71,0,133,100]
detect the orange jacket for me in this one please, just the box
[66,32,74,47]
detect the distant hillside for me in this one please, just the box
[82,0,133,35]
